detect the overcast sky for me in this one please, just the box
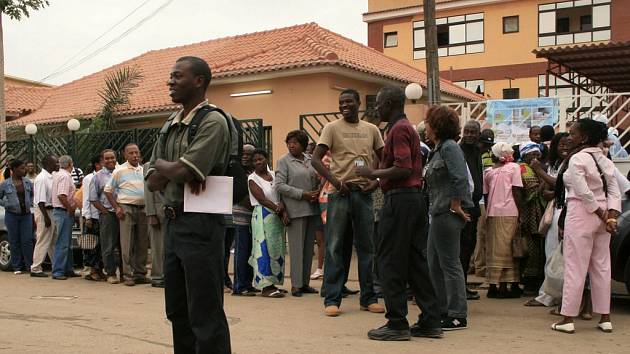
[5,0,368,85]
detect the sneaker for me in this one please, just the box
[441,317,467,331]
[13,270,22,275]
[107,276,120,284]
[310,268,323,280]
[133,277,151,285]
[124,278,135,286]
[324,305,341,317]
[410,323,443,338]
[360,303,385,313]
[367,325,410,341]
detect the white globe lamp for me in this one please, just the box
[67,118,81,132]
[25,123,38,136]
[405,83,423,103]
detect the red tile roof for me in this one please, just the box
[5,85,53,116]
[12,23,481,126]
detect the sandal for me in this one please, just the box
[524,298,545,307]
[262,289,285,298]
[232,289,256,297]
[580,312,593,321]
[549,307,562,316]
[84,273,102,281]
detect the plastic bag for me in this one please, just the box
[542,240,564,301]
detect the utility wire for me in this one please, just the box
[41,0,174,82]
[41,0,152,82]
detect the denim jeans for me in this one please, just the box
[52,208,74,277]
[233,224,254,293]
[99,211,119,276]
[428,212,468,319]
[323,190,376,307]
[5,211,34,271]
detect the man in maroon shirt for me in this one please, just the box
[357,86,442,341]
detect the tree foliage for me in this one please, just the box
[0,0,49,19]
[91,66,143,131]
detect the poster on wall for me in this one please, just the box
[486,98,559,145]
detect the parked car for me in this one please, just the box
[0,206,82,272]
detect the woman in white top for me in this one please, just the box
[247,149,288,298]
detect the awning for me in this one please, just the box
[533,41,630,93]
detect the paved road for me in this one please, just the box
[1,269,629,354]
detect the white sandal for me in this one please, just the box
[551,322,575,334]
[597,322,612,333]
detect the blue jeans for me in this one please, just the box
[52,208,74,277]
[5,211,34,271]
[323,190,376,307]
[233,224,254,293]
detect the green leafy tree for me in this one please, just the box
[91,66,143,131]
[0,1,49,141]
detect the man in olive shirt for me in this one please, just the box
[312,89,385,317]
[146,56,231,354]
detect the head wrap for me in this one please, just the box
[491,142,514,163]
[593,114,609,125]
[519,141,541,157]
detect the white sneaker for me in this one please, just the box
[14,270,22,275]
[310,268,323,280]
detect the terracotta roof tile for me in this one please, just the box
[12,23,481,126]
[5,85,53,116]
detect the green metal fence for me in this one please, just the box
[299,111,378,142]
[1,118,269,170]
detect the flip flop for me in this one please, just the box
[551,322,575,334]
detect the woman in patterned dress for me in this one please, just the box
[247,149,289,298]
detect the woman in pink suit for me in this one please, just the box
[551,119,621,334]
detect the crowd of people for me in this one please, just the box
[0,55,626,352]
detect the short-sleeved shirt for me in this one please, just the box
[90,167,115,211]
[147,100,229,206]
[483,162,523,217]
[33,169,53,206]
[104,161,144,206]
[317,118,384,190]
[248,171,279,207]
[52,169,76,209]
[379,117,422,192]
[81,173,99,219]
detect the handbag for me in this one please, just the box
[542,241,564,301]
[538,200,555,235]
[512,224,528,258]
[78,233,98,250]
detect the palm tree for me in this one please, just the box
[0,0,49,142]
[91,66,143,131]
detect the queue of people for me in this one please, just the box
[1,56,626,353]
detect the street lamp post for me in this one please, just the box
[67,119,81,161]
[25,124,38,164]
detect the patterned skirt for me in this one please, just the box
[249,206,286,289]
[486,216,520,284]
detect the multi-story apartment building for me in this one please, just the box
[363,0,629,100]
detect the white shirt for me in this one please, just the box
[614,167,630,201]
[33,169,53,206]
[81,172,99,219]
[248,171,280,206]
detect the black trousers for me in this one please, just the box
[377,190,441,330]
[460,209,479,285]
[165,213,231,354]
[224,227,235,288]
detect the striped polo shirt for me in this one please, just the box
[104,161,144,206]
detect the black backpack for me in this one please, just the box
[159,105,249,204]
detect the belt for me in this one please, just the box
[384,186,422,197]
[163,205,184,220]
[54,207,67,211]
[45,206,54,210]
[122,204,144,208]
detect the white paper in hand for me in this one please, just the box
[184,176,233,214]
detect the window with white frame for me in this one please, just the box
[413,13,484,59]
[454,80,485,95]
[538,0,611,47]
[384,32,398,48]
